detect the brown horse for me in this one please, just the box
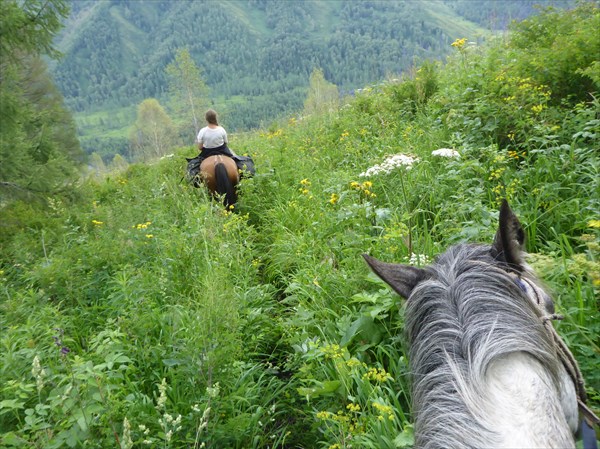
[199,155,240,208]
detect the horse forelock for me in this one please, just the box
[405,243,566,448]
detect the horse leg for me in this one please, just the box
[215,162,237,208]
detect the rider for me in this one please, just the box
[196,109,236,163]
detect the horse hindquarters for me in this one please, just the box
[215,162,237,207]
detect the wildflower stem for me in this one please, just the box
[63,356,91,438]
[397,171,412,254]
[95,375,121,447]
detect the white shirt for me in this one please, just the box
[196,126,227,149]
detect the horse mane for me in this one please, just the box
[405,243,565,449]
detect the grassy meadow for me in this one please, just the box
[1,4,599,448]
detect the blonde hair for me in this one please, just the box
[205,109,218,125]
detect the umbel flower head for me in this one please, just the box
[432,148,460,158]
[359,154,419,177]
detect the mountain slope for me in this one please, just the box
[50,0,574,158]
[52,1,486,114]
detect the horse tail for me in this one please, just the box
[215,162,237,208]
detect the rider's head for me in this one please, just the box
[205,109,218,125]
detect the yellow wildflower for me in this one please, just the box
[372,401,394,421]
[329,193,339,205]
[346,403,361,412]
[317,411,332,420]
[488,167,506,180]
[320,344,344,359]
[363,367,392,382]
[531,104,545,114]
[587,220,600,228]
[451,37,467,49]
[346,358,364,369]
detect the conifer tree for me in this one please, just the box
[0,0,82,202]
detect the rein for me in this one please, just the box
[513,276,600,434]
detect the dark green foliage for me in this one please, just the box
[0,0,69,61]
[0,0,83,205]
[508,1,600,103]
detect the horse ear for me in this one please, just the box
[363,254,427,299]
[492,199,526,272]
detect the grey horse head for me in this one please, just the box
[364,200,579,449]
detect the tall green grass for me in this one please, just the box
[1,4,598,448]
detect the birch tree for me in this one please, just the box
[166,48,209,136]
[129,99,176,161]
[303,68,339,115]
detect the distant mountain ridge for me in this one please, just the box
[50,0,573,151]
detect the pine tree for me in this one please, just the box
[0,0,82,202]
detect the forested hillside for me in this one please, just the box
[51,0,574,159]
[53,0,477,114]
[1,2,598,447]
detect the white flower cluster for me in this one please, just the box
[432,148,460,158]
[156,378,168,410]
[121,418,133,449]
[31,355,46,392]
[407,253,431,266]
[359,154,419,177]
[206,382,220,399]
